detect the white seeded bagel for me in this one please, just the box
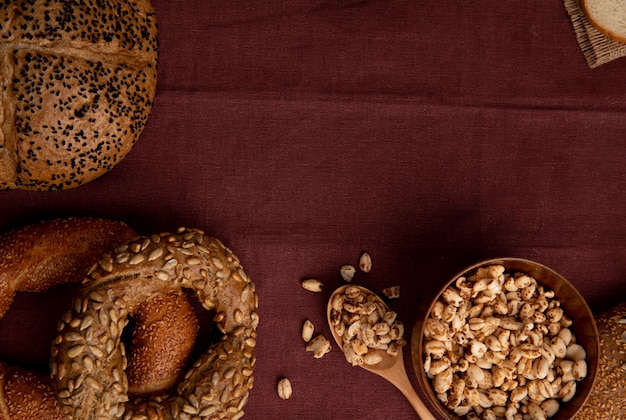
[50,228,259,419]
[0,217,136,420]
[0,0,158,190]
[582,0,626,44]
[0,218,200,419]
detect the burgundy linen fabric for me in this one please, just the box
[1,1,625,418]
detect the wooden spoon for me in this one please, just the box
[327,285,436,420]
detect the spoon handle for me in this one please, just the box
[400,384,436,420]
[387,359,435,420]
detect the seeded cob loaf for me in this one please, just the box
[0,0,158,190]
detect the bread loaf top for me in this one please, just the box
[0,0,158,190]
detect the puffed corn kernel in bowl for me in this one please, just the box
[410,258,598,420]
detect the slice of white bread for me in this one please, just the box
[582,0,626,44]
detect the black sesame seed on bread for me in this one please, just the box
[0,0,158,191]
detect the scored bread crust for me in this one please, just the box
[0,0,158,190]
[582,0,626,44]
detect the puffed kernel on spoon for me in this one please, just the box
[330,286,406,367]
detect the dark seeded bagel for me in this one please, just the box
[0,0,158,190]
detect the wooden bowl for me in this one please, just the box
[411,258,599,419]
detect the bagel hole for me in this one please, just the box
[120,314,136,354]
[0,283,80,374]
[187,289,223,365]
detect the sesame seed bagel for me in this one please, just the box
[0,217,138,318]
[0,362,64,420]
[50,228,259,420]
[0,218,201,419]
[126,290,199,396]
[0,217,136,420]
[0,0,158,190]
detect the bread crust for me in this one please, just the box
[0,0,158,190]
[582,0,626,44]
